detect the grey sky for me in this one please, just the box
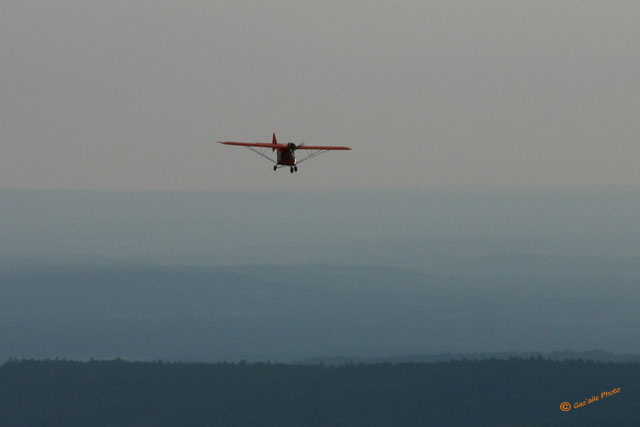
[1,0,638,191]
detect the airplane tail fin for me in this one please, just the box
[272,133,277,151]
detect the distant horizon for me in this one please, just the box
[4,348,640,365]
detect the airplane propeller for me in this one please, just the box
[287,142,304,151]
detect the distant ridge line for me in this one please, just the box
[295,350,640,365]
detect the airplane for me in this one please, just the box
[218,133,351,173]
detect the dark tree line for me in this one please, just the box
[0,358,638,426]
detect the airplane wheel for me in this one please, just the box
[294,166,298,172]
[273,165,277,171]
[290,167,294,173]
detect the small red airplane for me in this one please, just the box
[218,133,351,173]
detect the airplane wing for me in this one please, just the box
[295,145,351,150]
[218,141,288,149]
[294,144,351,165]
[219,142,351,150]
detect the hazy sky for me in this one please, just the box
[1,1,638,191]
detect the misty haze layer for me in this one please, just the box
[2,188,640,267]
[0,189,638,361]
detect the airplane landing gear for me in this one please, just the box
[273,165,277,171]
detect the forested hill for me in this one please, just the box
[1,358,637,426]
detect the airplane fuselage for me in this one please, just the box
[276,148,296,166]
